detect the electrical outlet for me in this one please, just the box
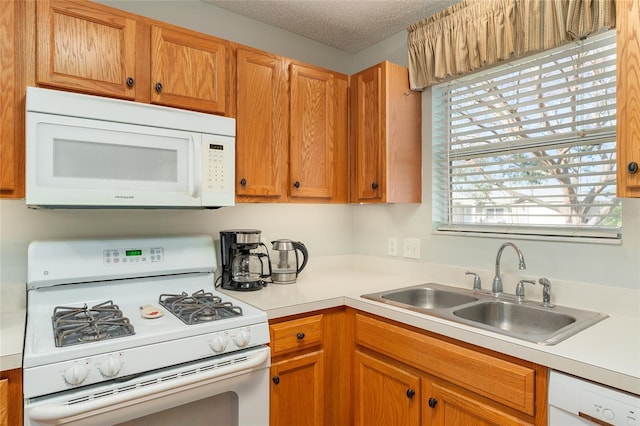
[387,237,398,256]
[403,238,421,259]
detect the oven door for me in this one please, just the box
[25,346,269,426]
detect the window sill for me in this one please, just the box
[432,229,623,245]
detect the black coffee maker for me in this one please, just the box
[220,229,271,291]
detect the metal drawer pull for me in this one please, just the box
[296,332,305,340]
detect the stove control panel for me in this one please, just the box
[103,247,164,265]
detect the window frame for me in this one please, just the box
[431,30,621,242]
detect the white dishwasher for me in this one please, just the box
[549,370,640,426]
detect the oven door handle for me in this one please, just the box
[28,349,269,424]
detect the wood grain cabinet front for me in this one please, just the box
[354,350,420,426]
[0,369,23,426]
[0,0,24,199]
[616,0,640,197]
[150,25,227,114]
[36,0,138,99]
[235,46,348,203]
[269,314,325,426]
[36,1,229,114]
[353,312,547,426]
[350,61,422,204]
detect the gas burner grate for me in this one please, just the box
[159,289,243,325]
[52,300,135,347]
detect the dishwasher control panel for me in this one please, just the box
[549,371,640,426]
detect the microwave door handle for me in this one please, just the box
[191,137,202,198]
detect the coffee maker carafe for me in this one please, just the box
[220,229,271,291]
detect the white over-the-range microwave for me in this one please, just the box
[25,87,235,208]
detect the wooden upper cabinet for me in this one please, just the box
[0,0,20,197]
[150,25,227,114]
[617,0,640,197]
[235,47,289,201]
[353,65,383,201]
[350,61,422,203]
[289,63,348,201]
[36,0,137,99]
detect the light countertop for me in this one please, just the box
[0,310,25,371]
[223,255,640,395]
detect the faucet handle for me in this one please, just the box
[539,278,554,308]
[515,279,536,302]
[465,271,482,290]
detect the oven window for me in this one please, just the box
[115,392,239,426]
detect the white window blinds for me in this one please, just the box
[432,30,620,239]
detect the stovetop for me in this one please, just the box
[24,273,268,368]
[159,289,243,325]
[52,300,135,347]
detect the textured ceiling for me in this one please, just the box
[203,0,460,53]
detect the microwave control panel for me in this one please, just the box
[201,135,235,206]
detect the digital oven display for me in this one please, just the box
[125,249,142,257]
[209,144,223,150]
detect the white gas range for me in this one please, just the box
[23,235,270,426]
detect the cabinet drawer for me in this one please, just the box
[270,314,323,356]
[355,313,536,416]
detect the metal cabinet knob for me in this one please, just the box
[628,162,639,174]
[293,181,301,189]
[296,332,305,340]
[155,82,163,93]
[428,397,438,408]
[371,182,379,190]
[272,376,280,385]
[126,77,134,87]
[240,178,247,187]
[406,389,415,399]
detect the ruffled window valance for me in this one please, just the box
[407,0,616,90]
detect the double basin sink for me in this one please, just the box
[362,283,608,345]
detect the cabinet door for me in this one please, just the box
[289,63,335,200]
[616,0,640,197]
[270,350,324,426]
[423,378,529,426]
[150,25,227,114]
[354,351,420,426]
[0,369,22,426]
[235,47,289,201]
[0,0,20,197]
[352,64,385,202]
[0,378,7,426]
[36,0,136,99]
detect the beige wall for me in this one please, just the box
[1,1,638,310]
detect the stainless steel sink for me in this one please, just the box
[361,283,608,345]
[454,301,575,335]
[381,286,478,310]
[363,283,478,312]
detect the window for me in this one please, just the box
[432,30,620,239]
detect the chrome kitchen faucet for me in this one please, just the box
[492,242,527,295]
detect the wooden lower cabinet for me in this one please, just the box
[270,350,324,426]
[0,369,22,426]
[354,311,547,426]
[423,377,531,426]
[268,308,547,426]
[354,350,420,426]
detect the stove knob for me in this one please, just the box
[210,335,228,353]
[100,356,122,378]
[63,363,89,386]
[234,330,250,348]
